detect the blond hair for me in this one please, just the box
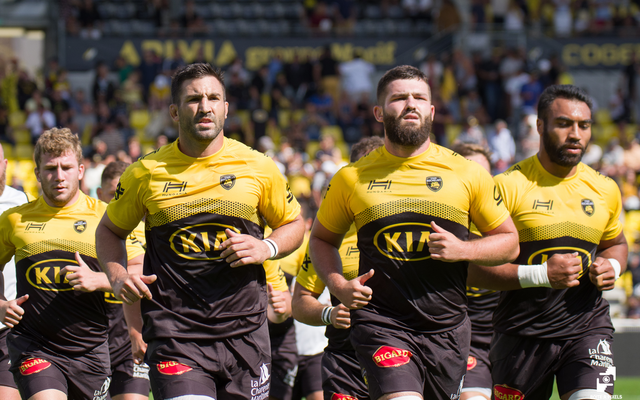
[34,128,83,169]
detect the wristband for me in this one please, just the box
[263,238,279,259]
[321,306,334,325]
[608,258,621,280]
[518,262,552,288]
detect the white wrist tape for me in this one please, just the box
[263,238,279,259]
[321,306,334,325]
[518,262,552,288]
[608,258,621,280]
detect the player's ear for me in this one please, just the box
[96,187,103,199]
[169,104,179,122]
[373,105,384,123]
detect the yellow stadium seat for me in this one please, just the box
[306,141,320,160]
[1,142,13,159]
[9,111,25,127]
[13,128,31,145]
[595,109,612,125]
[278,110,291,129]
[15,144,34,160]
[130,109,150,131]
[292,110,305,123]
[320,125,344,142]
[446,124,463,145]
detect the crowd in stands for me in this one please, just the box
[1,40,640,317]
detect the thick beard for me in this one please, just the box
[542,126,586,167]
[383,111,432,147]
[181,112,224,144]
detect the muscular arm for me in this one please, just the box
[292,282,350,329]
[590,232,628,291]
[122,254,147,364]
[268,214,306,259]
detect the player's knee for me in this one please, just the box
[566,389,611,400]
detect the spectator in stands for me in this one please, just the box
[300,102,329,142]
[339,50,375,104]
[332,0,356,35]
[138,50,161,102]
[96,120,125,156]
[283,54,314,105]
[504,0,525,31]
[308,84,335,124]
[162,48,185,76]
[315,46,340,104]
[16,69,37,111]
[73,102,97,141]
[491,0,510,28]
[419,53,444,86]
[437,0,461,31]
[489,119,516,173]
[78,0,101,38]
[121,70,144,108]
[520,70,543,116]
[0,105,14,145]
[25,103,56,144]
[92,61,116,105]
[24,89,51,114]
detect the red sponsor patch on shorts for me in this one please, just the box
[494,384,525,400]
[372,345,412,368]
[157,361,192,375]
[467,355,477,370]
[19,358,51,375]
[331,393,358,400]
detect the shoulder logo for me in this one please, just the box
[114,182,124,200]
[220,174,236,190]
[73,220,87,233]
[25,222,46,232]
[581,199,595,216]
[426,176,443,192]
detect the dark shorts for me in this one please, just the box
[351,319,470,400]
[462,340,491,393]
[147,322,271,400]
[322,350,369,400]
[0,329,16,389]
[110,356,151,397]
[490,331,616,399]
[292,353,323,400]
[270,327,298,400]
[7,332,111,400]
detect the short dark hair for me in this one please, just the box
[376,65,430,104]
[537,85,592,123]
[171,63,226,105]
[101,161,129,186]
[450,142,493,169]
[350,136,384,162]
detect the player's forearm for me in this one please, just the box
[467,263,522,290]
[465,231,519,266]
[268,290,292,324]
[309,235,346,294]
[123,300,143,337]
[94,272,114,292]
[291,283,327,326]
[96,223,129,287]
[597,234,629,273]
[268,214,306,259]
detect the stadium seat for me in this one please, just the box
[9,111,25,127]
[130,109,150,138]
[13,128,31,145]
[15,144,34,160]
[230,3,244,18]
[446,124,463,144]
[278,109,291,129]
[595,109,612,125]
[320,125,344,143]
[265,3,285,19]
[306,140,320,160]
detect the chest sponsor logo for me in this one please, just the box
[74,220,87,233]
[331,394,358,400]
[493,384,524,400]
[220,174,236,190]
[162,181,187,196]
[26,259,76,291]
[157,361,192,375]
[368,179,392,192]
[20,358,51,375]
[374,222,432,261]
[533,200,553,211]
[467,356,477,370]
[582,199,595,216]
[104,291,122,304]
[169,223,240,260]
[527,247,592,277]
[25,222,46,232]
[372,345,412,368]
[426,176,443,192]
[114,182,124,200]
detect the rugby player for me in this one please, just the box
[0,143,30,400]
[469,85,627,400]
[96,63,305,400]
[309,65,519,400]
[292,136,384,400]
[0,128,143,400]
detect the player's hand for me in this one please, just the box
[220,229,272,267]
[62,252,104,292]
[330,304,351,329]
[113,273,157,305]
[267,283,287,316]
[428,221,466,262]
[589,257,617,291]
[546,252,582,289]
[334,269,374,310]
[130,330,148,365]
[0,294,28,328]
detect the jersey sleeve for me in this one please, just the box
[601,178,624,241]
[295,244,327,295]
[316,167,355,234]
[258,157,301,229]
[125,226,146,262]
[0,211,16,266]
[264,260,289,292]
[106,162,149,232]
[469,166,510,233]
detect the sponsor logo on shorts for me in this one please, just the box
[467,356,477,370]
[450,374,465,399]
[250,364,271,400]
[596,366,616,393]
[157,361,192,375]
[93,377,110,400]
[331,393,358,400]
[19,358,51,375]
[283,365,297,387]
[372,345,412,368]
[133,363,150,380]
[589,339,615,368]
[493,384,524,400]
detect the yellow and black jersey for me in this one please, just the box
[317,144,509,334]
[297,224,359,352]
[0,193,141,355]
[106,138,300,342]
[493,156,622,339]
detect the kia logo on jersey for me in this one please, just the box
[372,346,412,368]
[374,222,433,261]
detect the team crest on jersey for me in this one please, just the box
[581,199,595,216]
[157,361,192,375]
[220,174,236,190]
[372,346,412,367]
[19,358,51,375]
[494,384,524,400]
[74,220,87,233]
[426,176,443,192]
[467,356,477,370]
